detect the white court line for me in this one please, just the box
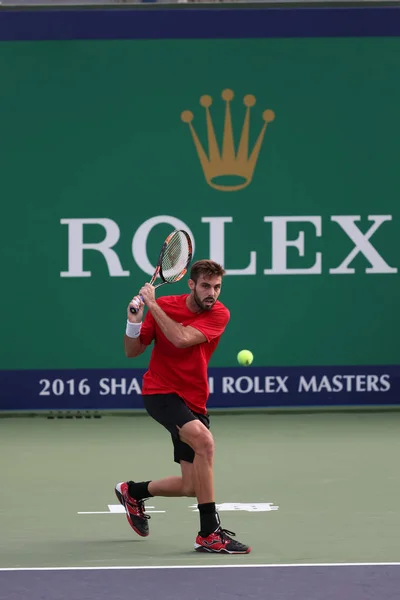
[1,563,400,572]
[77,511,166,514]
[77,506,166,515]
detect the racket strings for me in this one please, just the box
[161,231,190,282]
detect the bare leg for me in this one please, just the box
[178,421,215,504]
[148,461,195,497]
[191,452,214,503]
[148,423,214,503]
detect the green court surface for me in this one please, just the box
[0,411,399,569]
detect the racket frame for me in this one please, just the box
[129,229,193,314]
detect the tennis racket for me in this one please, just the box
[129,229,193,314]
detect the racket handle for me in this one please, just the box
[129,295,144,315]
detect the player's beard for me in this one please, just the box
[193,287,215,311]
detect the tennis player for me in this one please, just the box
[115,259,251,554]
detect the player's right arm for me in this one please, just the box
[124,295,152,358]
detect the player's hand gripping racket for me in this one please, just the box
[129,229,193,314]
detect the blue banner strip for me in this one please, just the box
[1,366,399,411]
[1,7,400,42]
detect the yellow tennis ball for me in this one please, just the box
[237,350,254,366]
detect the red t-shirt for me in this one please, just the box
[139,294,230,414]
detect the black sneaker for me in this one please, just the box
[114,482,150,537]
[194,527,251,554]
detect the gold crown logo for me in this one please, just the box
[181,89,275,192]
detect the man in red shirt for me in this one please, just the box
[115,259,251,554]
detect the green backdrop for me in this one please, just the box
[1,37,399,370]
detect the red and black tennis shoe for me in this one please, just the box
[114,482,150,537]
[194,527,251,554]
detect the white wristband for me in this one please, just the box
[125,320,142,338]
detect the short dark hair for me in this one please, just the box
[190,260,226,283]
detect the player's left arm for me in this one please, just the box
[140,283,207,348]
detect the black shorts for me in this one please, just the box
[142,393,210,464]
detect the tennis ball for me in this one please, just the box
[237,350,254,366]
